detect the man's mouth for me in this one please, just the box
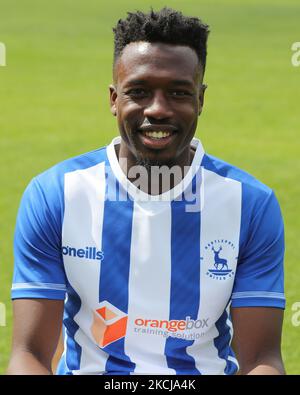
[144,130,172,139]
[137,126,177,150]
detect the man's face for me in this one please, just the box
[110,42,205,166]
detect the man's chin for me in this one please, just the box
[130,137,181,170]
[136,155,164,171]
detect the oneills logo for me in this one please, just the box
[62,246,104,261]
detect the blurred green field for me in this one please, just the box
[0,0,299,374]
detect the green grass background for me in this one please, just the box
[0,0,299,374]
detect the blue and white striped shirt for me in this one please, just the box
[12,137,285,375]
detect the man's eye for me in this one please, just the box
[170,91,191,97]
[126,89,148,97]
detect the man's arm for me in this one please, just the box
[231,307,285,375]
[7,299,64,375]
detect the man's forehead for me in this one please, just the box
[115,41,202,83]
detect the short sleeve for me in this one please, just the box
[12,177,67,300]
[231,190,285,309]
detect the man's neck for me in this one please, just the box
[116,144,196,195]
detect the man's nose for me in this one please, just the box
[144,91,173,120]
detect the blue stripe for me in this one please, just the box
[165,190,201,374]
[99,190,135,374]
[214,307,238,375]
[61,283,82,374]
[228,347,239,372]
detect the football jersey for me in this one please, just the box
[12,137,285,375]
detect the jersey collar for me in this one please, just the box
[107,136,205,202]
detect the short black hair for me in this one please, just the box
[113,7,210,73]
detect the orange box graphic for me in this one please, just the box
[91,301,128,348]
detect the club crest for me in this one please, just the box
[204,239,237,280]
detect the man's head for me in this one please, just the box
[110,8,209,168]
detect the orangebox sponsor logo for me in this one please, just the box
[134,316,209,332]
[91,301,128,347]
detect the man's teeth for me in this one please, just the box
[145,131,171,139]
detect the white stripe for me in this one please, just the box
[187,168,242,374]
[125,201,175,374]
[63,162,108,374]
[232,291,285,299]
[12,282,66,291]
[227,355,239,372]
[226,305,234,342]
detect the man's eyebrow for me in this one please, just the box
[124,79,147,86]
[169,80,194,87]
[124,79,194,87]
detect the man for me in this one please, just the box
[8,8,285,375]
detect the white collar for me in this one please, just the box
[106,136,205,202]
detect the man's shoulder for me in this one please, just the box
[202,153,273,200]
[34,146,108,187]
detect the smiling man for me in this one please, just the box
[110,38,205,196]
[8,8,285,375]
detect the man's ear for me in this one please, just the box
[198,83,207,115]
[109,85,117,116]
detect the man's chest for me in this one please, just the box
[62,208,239,331]
[61,165,242,341]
